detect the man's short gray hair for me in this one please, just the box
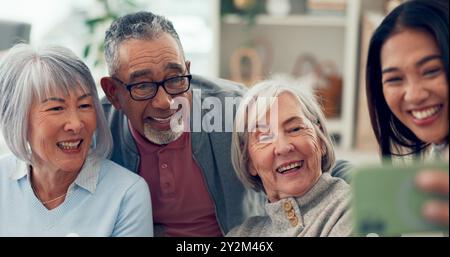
[231,77,336,192]
[0,43,112,164]
[104,11,184,76]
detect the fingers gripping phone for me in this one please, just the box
[351,163,449,236]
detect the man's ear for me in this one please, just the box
[185,60,191,73]
[100,77,122,110]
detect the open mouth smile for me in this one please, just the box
[276,160,304,174]
[410,105,442,120]
[56,139,83,151]
[148,112,179,124]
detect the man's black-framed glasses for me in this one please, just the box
[112,74,192,101]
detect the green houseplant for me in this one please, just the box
[83,0,140,67]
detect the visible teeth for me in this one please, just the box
[153,116,172,122]
[58,140,81,150]
[411,106,440,120]
[276,161,303,173]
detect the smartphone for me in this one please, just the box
[351,163,449,236]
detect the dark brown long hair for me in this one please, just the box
[366,0,449,161]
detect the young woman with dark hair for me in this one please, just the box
[366,0,448,227]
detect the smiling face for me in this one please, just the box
[103,33,191,145]
[381,29,449,144]
[247,92,324,202]
[28,88,97,173]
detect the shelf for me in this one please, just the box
[222,14,347,27]
[219,0,364,150]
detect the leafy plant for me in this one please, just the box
[83,0,140,67]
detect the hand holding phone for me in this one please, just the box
[416,170,449,226]
[352,163,449,236]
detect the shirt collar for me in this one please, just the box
[425,142,449,162]
[9,156,101,194]
[73,157,101,193]
[9,158,28,181]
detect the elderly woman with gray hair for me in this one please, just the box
[0,44,153,236]
[228,78,352,237]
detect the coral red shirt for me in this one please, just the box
[129,124,223,236]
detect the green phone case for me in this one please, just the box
[351,163,448,236]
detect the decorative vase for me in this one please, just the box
[233,0,256,11]
[229,47,263,87]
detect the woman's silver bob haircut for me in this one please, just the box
[231,77,336,192]
[0,44,112,164]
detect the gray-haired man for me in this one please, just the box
[100,11,265,236]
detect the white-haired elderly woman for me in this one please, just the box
[0,44,153,236]
[228,78,352,237]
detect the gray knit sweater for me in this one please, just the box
[227,173,352,237]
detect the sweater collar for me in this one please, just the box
[264,173,333,235]
[9,156,101,194]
